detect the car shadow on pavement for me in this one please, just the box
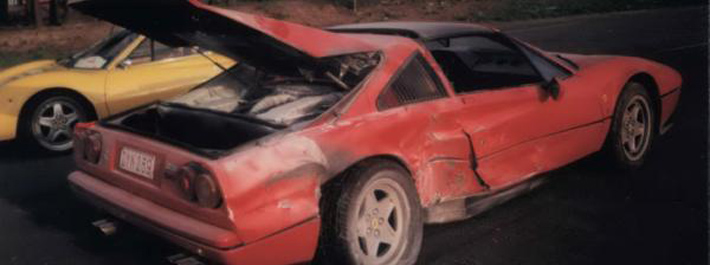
[0,140,67,161]
[0,140,181,264]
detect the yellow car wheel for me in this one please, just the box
[20,93,91,152]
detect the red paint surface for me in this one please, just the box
[68,5,682,265]
[192,0,376,58]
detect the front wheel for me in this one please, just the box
[318,160,423,265]
[606,82,656,170]
[20,95,89,152]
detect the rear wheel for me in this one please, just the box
[20,94,89,152]
[318,160,423,265]
[606,82,655,170]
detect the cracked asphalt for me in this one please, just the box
[0,5,707,265]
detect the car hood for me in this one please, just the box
[70,0,376,73]
[0,60,64,88]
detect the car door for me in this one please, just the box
[427,34,605,189]
[104,37,227,115]
[372,52,489,205]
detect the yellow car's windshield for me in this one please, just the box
[58,30,138,69]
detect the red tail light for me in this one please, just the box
[172,163,222,209]
[74,123,102,164]
[194,171,222,209]
[176,165,198,201]
[84,131,103,164]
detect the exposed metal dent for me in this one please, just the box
[266,163,327,185]
[427,156,467,163]
[424,199,466,224]
[463,130,489,190]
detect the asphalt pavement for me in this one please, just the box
[0,6,707,265]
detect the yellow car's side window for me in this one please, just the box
[154,41,194,61]
[128,40,152,65]
[126,39,193,66]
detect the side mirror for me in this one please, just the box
[543,77,561,100]
[119,59,133,69]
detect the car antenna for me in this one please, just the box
[193,47,230,72]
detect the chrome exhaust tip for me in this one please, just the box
[167,253,205,265]
[92,219,117,236]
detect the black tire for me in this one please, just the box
[605,82,656,171]
[316,159,423,265]
[19,92,90,152]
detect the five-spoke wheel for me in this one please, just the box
[353,178,409,263]
[620,95,652,161]
[608,82,656,170]
[22,95,88,152]
[318,160,422,265]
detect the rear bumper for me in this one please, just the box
[69,171,321,265]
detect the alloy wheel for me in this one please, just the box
[620,95,652,161]
[351,176,411,264]
[31,99,84,151]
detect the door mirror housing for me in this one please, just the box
[543,77,561,100]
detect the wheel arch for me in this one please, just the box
[627,72,662,134]
[315,153,423,264]
[321,154,417,204]
[324,154,414,186]
[19,87,99,124]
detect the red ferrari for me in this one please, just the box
[68,0,681,264]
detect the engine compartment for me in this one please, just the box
[173,78,345,126]
[105,52,381,157]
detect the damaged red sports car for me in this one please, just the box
[67,0,682,264]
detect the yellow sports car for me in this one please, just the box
[0,30,234,151]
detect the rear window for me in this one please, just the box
[378,54,448,110]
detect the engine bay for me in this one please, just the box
[172,51,380,126]
[105,52,381,156]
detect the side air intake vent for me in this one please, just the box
[378,53,448,110]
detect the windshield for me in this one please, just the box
[58,30,138,69]
[170,52,381,126]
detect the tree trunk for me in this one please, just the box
[48,0,67,25]
[26,0,41,27]
[0,1,8,23]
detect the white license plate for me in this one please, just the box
[119,147,156,180]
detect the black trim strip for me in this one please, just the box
[660,87,681,98]
[464,172,548,217]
